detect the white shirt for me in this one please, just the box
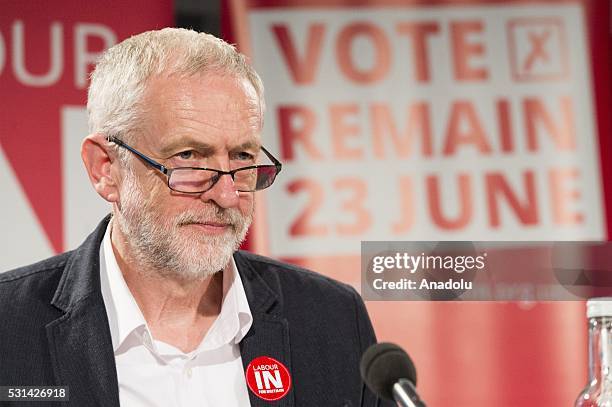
[99,224,253,407]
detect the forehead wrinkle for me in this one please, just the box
[172,102,261,133]
[174,112,245,132]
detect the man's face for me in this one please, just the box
[113,73,262,280]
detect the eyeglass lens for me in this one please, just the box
[169,166,277,193]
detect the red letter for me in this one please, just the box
[497,99,514,153]
[334,177,371,235]
[371,102,433,158]
[523,30,551,73]
[396,22,440,83]
[486,172,538,227]
[392,176,414,234]
[277,105,323,161]
[428,174,472,230]
[336,22,391,84]
[272,23,325,85]
[549,168,583,224]
[524,96,575,151]
[330,104,362,160]
[451,21,488,81]
[443,101,492,155]
[287,179,328,237]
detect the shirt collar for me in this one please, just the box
[99,222,253,355]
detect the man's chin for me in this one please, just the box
[177,236,238,261]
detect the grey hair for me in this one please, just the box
[87,27,264,161]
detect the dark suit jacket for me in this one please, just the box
[0,217,390,407]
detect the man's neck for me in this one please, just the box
[109,221,224,352]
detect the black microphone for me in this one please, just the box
[360,342,426,407]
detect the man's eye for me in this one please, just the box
[236,151,255,161]
[176,150,194,160]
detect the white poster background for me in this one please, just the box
[247,4,605,258]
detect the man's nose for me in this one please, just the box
[201,171,240,208]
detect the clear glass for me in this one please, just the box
[576,317,612,406]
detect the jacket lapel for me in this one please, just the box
[235,252,295,407]
[46,216,120,407]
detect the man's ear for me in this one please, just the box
[81,134,120,203]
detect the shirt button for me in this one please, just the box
[185,367,193,378]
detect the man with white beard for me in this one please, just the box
[0,28,389,407]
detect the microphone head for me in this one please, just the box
[360,342,418,401]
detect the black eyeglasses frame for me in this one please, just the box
[106,135,282,194]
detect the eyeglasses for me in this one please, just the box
[107,136,282,194]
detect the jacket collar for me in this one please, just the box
[234,251,279,314]
[51,215,111,312]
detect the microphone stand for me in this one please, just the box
[392,379,427,407]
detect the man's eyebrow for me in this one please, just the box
[158,139,215,156]
[231,140,261,151]
[157,138,261,156]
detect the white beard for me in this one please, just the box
[113,169,252,281]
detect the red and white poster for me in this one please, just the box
[0,1,173,270]
[234,1,605,254]
[226,0,611,405]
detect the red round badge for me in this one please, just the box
[245,356,292,401]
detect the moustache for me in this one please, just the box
[174,208,247,228]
